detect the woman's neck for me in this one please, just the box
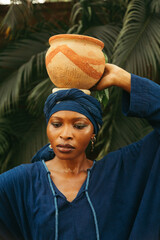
[46,154,93,175]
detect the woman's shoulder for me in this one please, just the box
[0,162,42,190]
[96,137,143,166]
[96,130,159,170]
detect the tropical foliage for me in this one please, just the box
[0,0,160,172]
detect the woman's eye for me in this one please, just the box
[74,124,87,129]
[51,122,62,128]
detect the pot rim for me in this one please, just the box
[49,34,104,49]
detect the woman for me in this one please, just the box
[0,64,160,240]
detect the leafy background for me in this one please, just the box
[0,0,160,172]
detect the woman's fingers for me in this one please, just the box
[91,64,131,92]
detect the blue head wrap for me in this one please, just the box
[43,88,103,134]
[31,88,102,163]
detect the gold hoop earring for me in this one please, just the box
[91,136,96,152]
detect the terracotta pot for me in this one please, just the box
[45,34,105,90]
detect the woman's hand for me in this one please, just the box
[93,63,131,93]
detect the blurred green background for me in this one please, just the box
[0,0,160,172]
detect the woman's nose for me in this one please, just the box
[60,125,73,139]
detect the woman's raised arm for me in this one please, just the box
[94,64,160,133]
[94,63,131,92]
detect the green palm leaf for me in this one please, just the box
[0,50,48,114]
[0,113,48,173]
[85,24,121,61]
[113,0,160,80]
[0,28,61,114]
[0,39,46,78]
[0,3,33,37]
[27,78,54,117]
[0,118,17,157]
[150,0,160,13]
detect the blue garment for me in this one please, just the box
[1,74,160,240]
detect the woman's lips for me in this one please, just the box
[56,144,75,153]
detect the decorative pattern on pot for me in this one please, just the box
[45,34,105,91]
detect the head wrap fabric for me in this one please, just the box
[31,143,55,162]
[43,88,103,134]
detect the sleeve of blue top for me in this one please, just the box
[122,74,160,134]
[0,167,25,240]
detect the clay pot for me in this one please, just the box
[45,34,105,90]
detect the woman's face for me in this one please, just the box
[47,110,94,160]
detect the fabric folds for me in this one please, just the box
[43,88,103,134]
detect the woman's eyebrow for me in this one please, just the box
[50,116,88,120]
